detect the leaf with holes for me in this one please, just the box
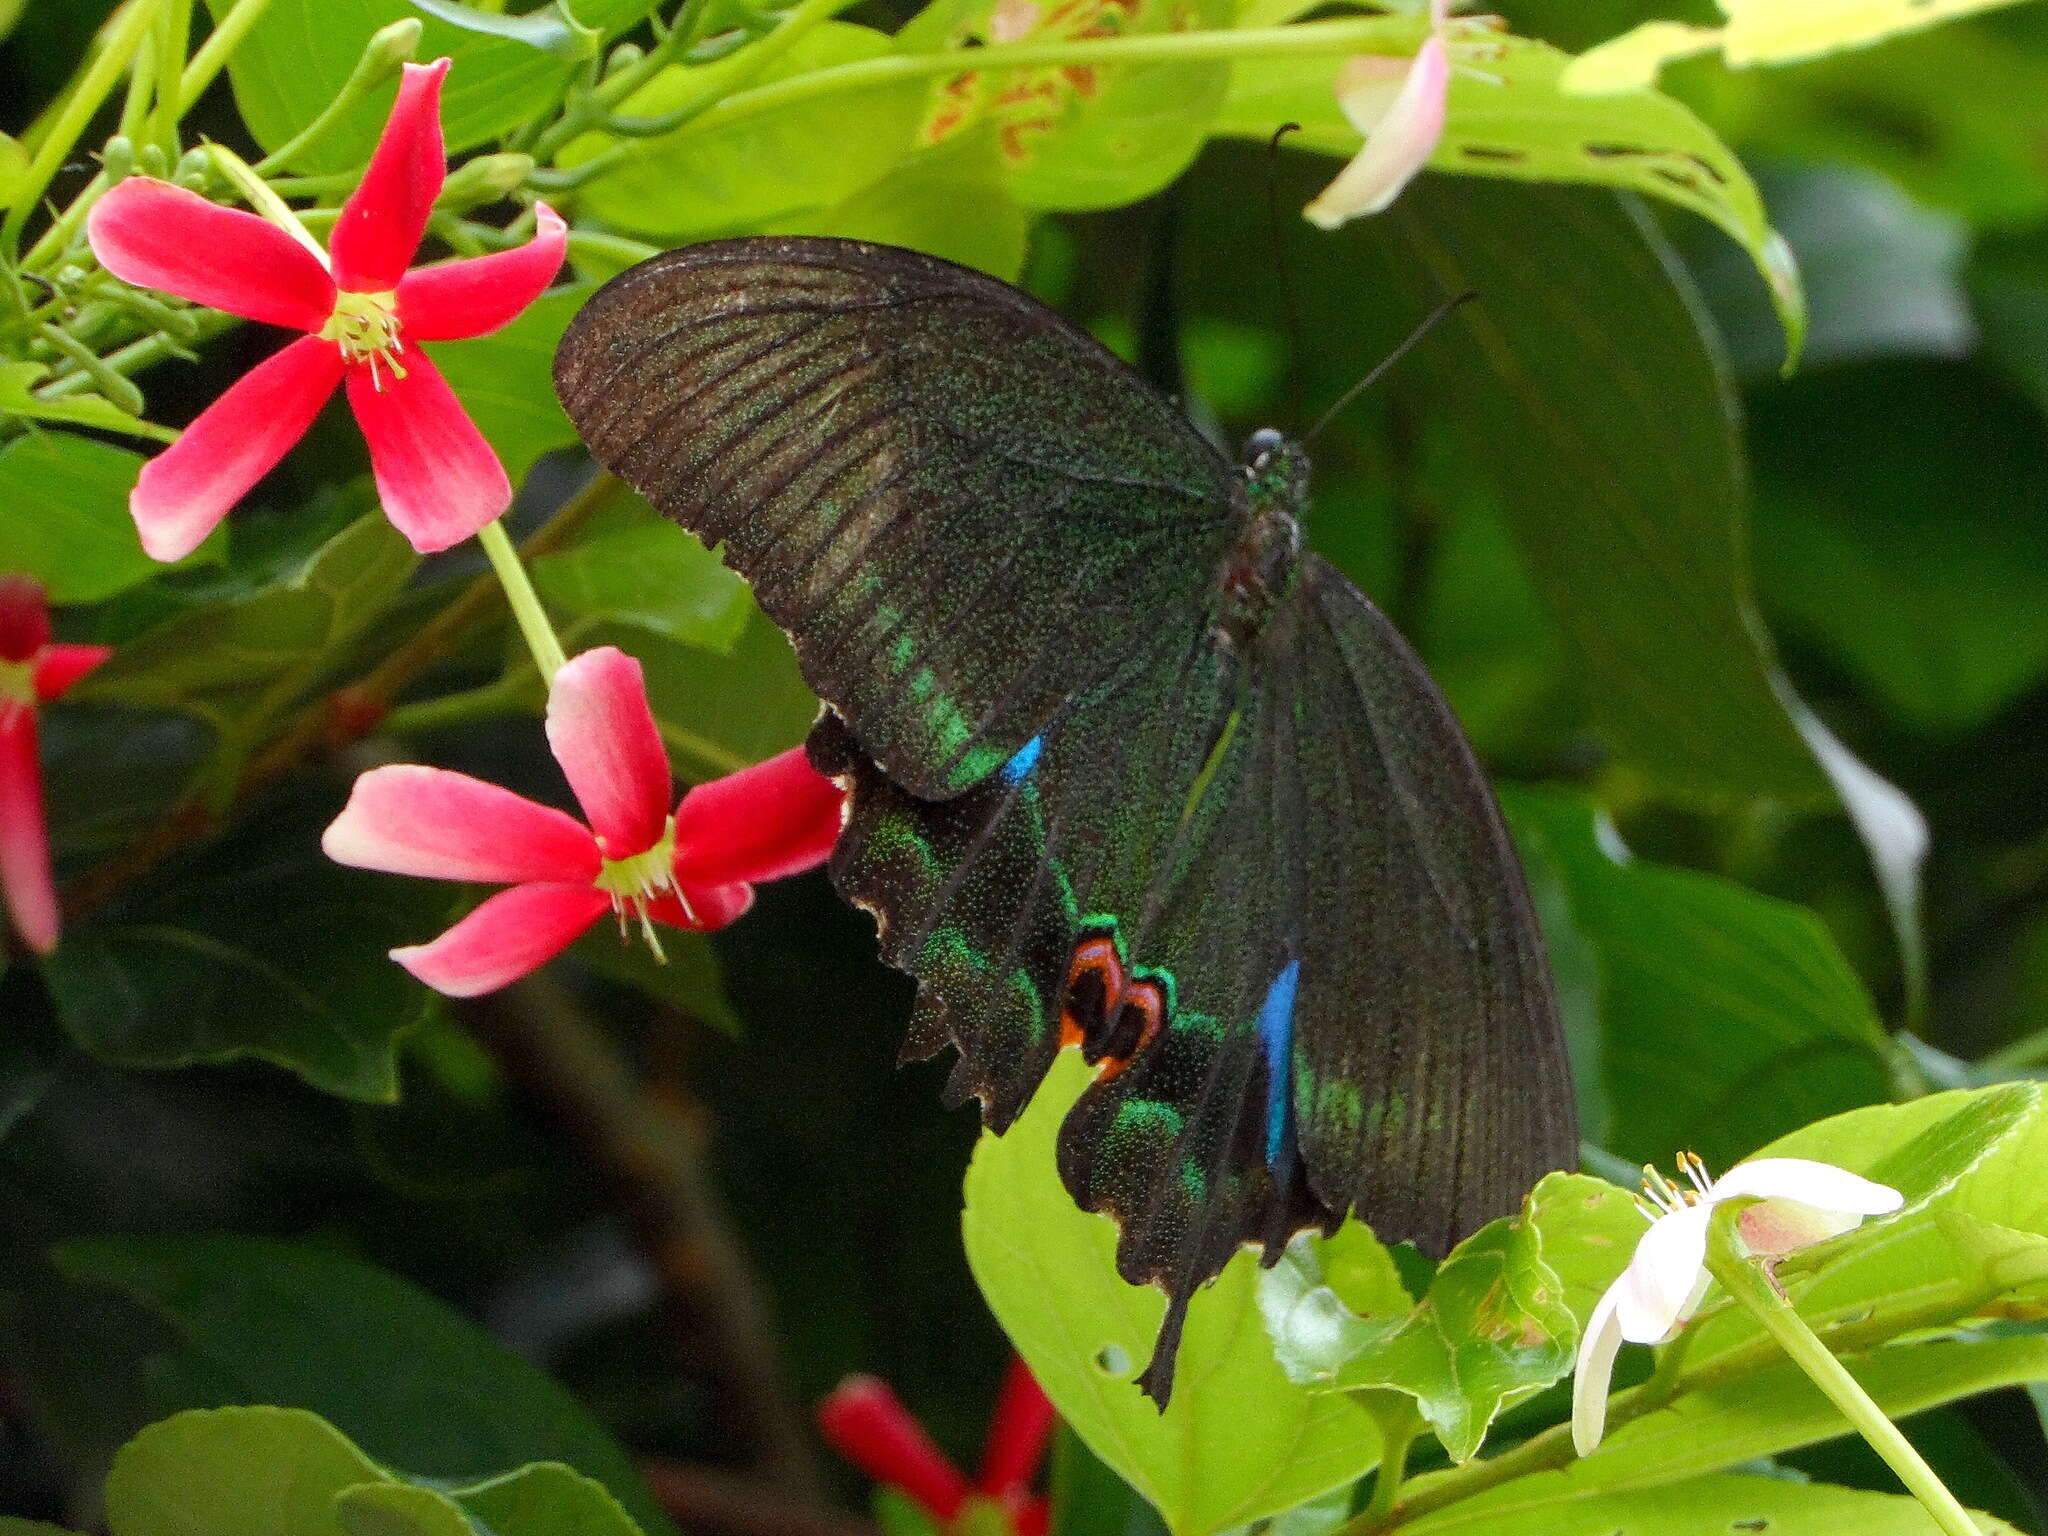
[1220,31,1804,359]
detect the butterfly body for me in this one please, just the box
[553,236,1577,1404]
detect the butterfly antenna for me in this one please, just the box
[1302,289,1478,447]
[1263,122,1309,421]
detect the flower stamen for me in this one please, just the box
[319,289,408,387]
[593,815,681,963]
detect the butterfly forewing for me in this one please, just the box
[554,237,1242,799]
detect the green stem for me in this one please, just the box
[1365,1398,1423,1523]
[150,0,194,156]
[177,0,278,111]
[1705,1211,1983,1536]
[382,677,535,736]
[559,12,1411,184]
[251,19,421,175]
[4,0,163,252]
[1982,1025,2048,1074]
[477,517,569,683]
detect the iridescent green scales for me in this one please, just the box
[555,236,1577,1407]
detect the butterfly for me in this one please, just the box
[553,236,1577,1404]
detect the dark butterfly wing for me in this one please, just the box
[553,236,1243,800]
[811,550,1575,1403]
[1287,560,1576,1255]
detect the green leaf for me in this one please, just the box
[1557,1335,2048,1498]
[1752,361,2048,735]
[768,145,1035,280]
[1690,165,1973,381]
[447,1462,645,1536]
[1719,0,2031,68]
[74,511,417,794]
[532,494,752,651]
[1506,790,1896,1168]
[335,1483,476,1536]
[560,24,926,240]
[897,0,1231,212]
[0,130,28,202]
[405,0,600,58]
[1262,1178,1588,1464]
[963,1050,1384,1536]
[1185,161,1826,804]
[38,798,449,1102]
[0,363,178,443]
[1684,1082,2048,1368]
[0,432,171,602]
[1403,1471,2020,1536]
[0,1522,80,1536]
[58,1236,677,1536]
[201,0,575,173]
[431,283,597,483]
[1221,34,1804,355]
[104,1407,385,1536]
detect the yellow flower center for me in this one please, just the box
[592,815,685,962]
[319,289,407,388]
[0,658,33,707]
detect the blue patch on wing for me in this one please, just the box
[1001,734,1044,785]
[1258,959,1301,1165]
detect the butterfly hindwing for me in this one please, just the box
[554,236,1241,799]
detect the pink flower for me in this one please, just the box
[1304,0,1452,228]
[819,1359,1054,1535]
[321,646,844,997]
[86,58,567,562]
[0,576,112,954]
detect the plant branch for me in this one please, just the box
[638,1460,874,1536]
[61,472,624,924]
[467,976,828,1501]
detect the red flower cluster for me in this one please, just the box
[820,1359,1054,1535]
[0,576,110,954]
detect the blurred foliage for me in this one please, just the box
[6,0,2048,1534]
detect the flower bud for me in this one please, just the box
[439,152,536,208]
[136,143,169,178]
[101,134,135,183]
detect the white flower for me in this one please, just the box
[1571,1152,1904,1455]
[1304,0,1452,229]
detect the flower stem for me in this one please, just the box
[476,517,569,683]
[176,0,278,112]
[1364,1397,1423,1523]
[1704,1210,1984,1536]
[2,0,163,252]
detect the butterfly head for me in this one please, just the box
[1221,430,1308,651]
[1243,428,1311,519]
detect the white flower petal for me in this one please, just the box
[1614,1203,1711,1343]
[1572,1283,1626,1456]
[1302,36,1450,228]
[1707,1157,1904,1216]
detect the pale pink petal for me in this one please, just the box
[132,335,346,561]
[673,747,845,887]
[647,881,755,932]
[0,702,57,954]
[33,644,113,702]
[392,880,609,997]
[397,204,569,340]
[1613,1203,1710,1343]
[1736,1199,1864,1258]
[544,647,672,858]
[344,344,509,552]
[1707,1158,1904,1217]
[1303,37,1450,229]
[87,179,336,330]
[0,574,50,662]
[1571,1282,1625,1456]
[330,58,449,293]
[323,764,598,884]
